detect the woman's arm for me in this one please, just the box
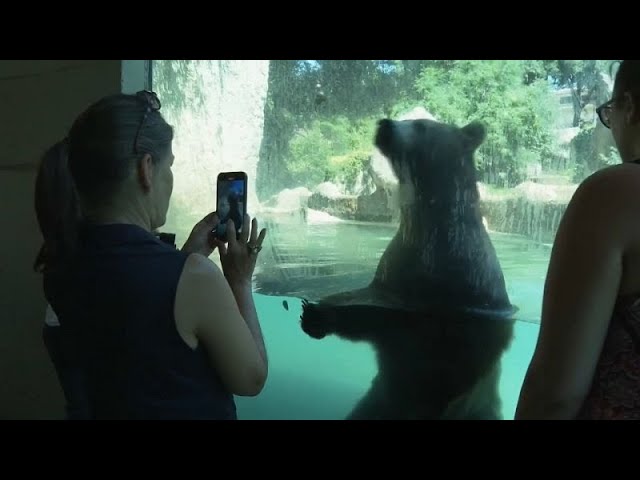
[515,168,628,420]
[176,254,267,397]
[175,214,268,397]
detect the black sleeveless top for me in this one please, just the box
[43,223,237,420]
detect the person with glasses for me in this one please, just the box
[41,91,268,419]
[516,60,640,419]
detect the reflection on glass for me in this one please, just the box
[153,60,616,420]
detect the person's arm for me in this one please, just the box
[175,254,267,397]
[226,279,267,365]
[515,169,627,420]
[214,215,268,366]
[175,213,268,397]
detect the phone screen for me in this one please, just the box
[216,173,247,242]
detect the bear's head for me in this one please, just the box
[374,118,486,207]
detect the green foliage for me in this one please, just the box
[544,60,615,127]
[261,60,615,194]
[571,124,621,182]
[329,149,371,188]
[545,60,613,89]
[153,60,207,117]
[150,59,615,197]
[601,145,622,166]
[288,117,376,188]
[571,125,597,182]
[153,60,619,196]
[414,60,556,186]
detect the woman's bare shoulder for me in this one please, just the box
[564,163,640,244]
[569,164,640,211]
[579,163,640,193]
[182,252,221,276]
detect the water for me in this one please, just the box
[152,59,558,419]
[228,217,550,420]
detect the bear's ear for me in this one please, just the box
[461,121,486,152]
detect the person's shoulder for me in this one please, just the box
[580,163,640,191]
[175,254,228,319]
[180,253,224,282]
[566,163,640,241]
[571,163,640,209]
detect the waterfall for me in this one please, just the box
[479,182,576,244]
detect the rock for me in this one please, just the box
[154,60,270,225]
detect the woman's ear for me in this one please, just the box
[137,154,154,192]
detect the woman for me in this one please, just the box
[41,90,268,419]
[515,60,640,419]
[33,140,227,419]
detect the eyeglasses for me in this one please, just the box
[133,90,161,154]
[596,98,616,129]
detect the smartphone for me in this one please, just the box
[215,171,248,242]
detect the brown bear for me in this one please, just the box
[300,117,517,420]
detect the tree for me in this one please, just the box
[258,60,406,197]
[544,60,614,126]
[413,60,556,186]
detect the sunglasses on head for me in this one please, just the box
[133,90,162,154]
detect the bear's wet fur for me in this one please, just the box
[300,117,516,420]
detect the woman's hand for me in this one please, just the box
[214,215,267,288]
[181,212,220,258]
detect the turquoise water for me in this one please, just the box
[229,219,550,420]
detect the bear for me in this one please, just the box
[300,117,517,420]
